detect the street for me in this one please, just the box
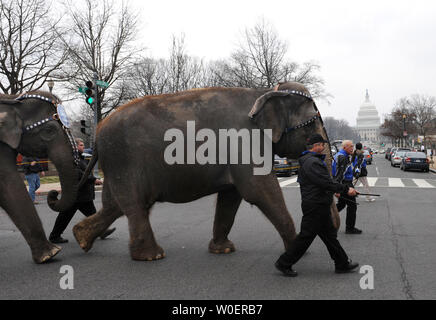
[1,154,436,299]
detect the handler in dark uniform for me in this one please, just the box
[49,138,115,243]
[275,134,359,277]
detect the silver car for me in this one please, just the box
[390,150,407,167]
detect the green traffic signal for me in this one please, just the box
[85,80,95,105]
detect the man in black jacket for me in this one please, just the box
[49,138,115,243]
[275,134,359,277]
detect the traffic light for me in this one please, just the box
[85,80,95,105]
[80,119,91,136]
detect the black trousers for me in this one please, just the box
[277,201,349,268]
[49,201,96,239]
[336,185,357,229]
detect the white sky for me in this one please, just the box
[127,0,436,126]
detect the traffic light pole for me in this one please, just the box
[93,72,100,178]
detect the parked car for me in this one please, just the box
[273,155,299,176]
[400,152,430,172]
[388,147,410,161]
[363,150,372,164]
[391,150,408,167]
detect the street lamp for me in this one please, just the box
[402,114,407,147]
[47,79,54,93]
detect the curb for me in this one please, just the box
[36,186,103,197]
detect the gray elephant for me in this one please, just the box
[0,91,79,263]
[73,82,337,261]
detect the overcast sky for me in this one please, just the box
[128,0,436,126]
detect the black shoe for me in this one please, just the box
[345,227,362,234]
[275,261,298,277]
[100,228,116,240]
[335,260,359,273]
[49,236,68,244]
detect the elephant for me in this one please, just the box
[0,91,80,263]
[73,81,338,261]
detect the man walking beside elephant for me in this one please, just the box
[333,140,362,234]
[275,134,359,277]
[49,138,115,244]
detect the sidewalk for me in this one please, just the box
[31,182,103,196]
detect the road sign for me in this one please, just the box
[96,80,109,88]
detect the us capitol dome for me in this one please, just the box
[355,90,381,143]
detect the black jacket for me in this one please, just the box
[298,151,349,205]
[22,157,43,175]
[76,153,97,203]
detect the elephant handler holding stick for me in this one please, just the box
[49,138,115,244]
[275,134,359,277]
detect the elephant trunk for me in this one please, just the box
[47,140,79,212]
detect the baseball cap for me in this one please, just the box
[306,133,329,145]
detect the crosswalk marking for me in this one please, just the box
[367,177,378,187]
[278,176,436,189]
[388,178,404,187]
[412,179,435,188]
[279,176,298,187]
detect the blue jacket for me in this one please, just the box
[332,149,353,182]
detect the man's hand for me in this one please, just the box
[347,187,357,196]
[95,179,103,186]
[30,161,36,166]
[40,171,45,177]
[334,193,341,198]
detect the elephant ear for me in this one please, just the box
[0,100,23,149]
[248,91,290,143]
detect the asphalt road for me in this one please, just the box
[1,154,435,300]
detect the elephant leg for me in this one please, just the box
[209,187,242,254]
[0,169,61,263]
[126,208,165,261]
[236,175,297,251]
[73,184,123,252]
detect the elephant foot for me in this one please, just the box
[73,222,95,252]
[32,243,62,264]
[130,242,166,261]
[208,239,236,254]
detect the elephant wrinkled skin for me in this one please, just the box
[0,91,79,263]
[73,82,336,261]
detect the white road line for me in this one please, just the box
[388,178,404,187]
[279,176,298,187]
[367,177,378,187]
[412,179,435,188]
[376,166,379,176]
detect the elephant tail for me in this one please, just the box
[78,144,99,190]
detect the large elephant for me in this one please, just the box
[73,82,337,261]
[0,91,79,263]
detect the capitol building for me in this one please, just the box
[355,90,381,143]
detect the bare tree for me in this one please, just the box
[122,34,207,99]
[0,0,67,94]
[58,0,141,120]
[406,94,436,139]
[324,117,361,142]
[210,18,329,100]
[167,34,205,93]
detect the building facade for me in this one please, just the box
[355,90,381,143]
